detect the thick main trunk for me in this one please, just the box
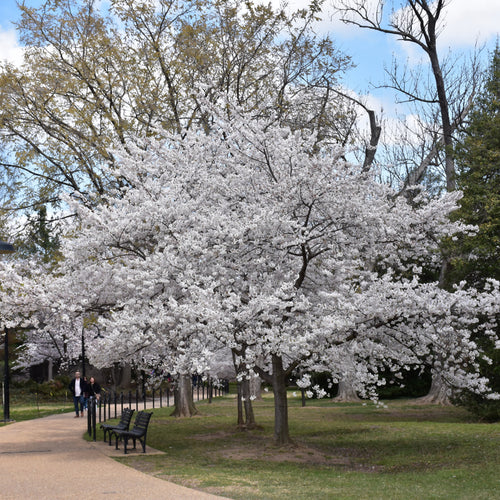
[420,258,454,406]
[271,355,292,445]
[417,373,451,405]
[427,37,456,191]
[333,380,361,402]
[171,374,198,417]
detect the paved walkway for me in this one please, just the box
[0,412,227,499]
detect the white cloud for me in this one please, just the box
[262,0,499,50]
[257,0,353,36]
[383,0,500,68]
[0,28,24,66]
[391,0,499,52]
[440,0,499,48]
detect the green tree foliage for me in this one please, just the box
[453,46,500,287]
[21,205,60,263]
[452,46,500,420]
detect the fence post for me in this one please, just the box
[91,396,97,441]
[87,398,92,437]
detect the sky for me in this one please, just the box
[0,0,499,117]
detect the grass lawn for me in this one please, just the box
[1,380,73,423]
[0,402,73,422]
[104,394,500,500]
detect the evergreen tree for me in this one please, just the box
[19,205,60,264]
[453,45,500,420]
[453,45,500,287]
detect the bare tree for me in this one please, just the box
[334,0,481,191]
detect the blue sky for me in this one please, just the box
[0,0,499,117]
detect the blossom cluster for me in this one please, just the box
[1,100,498,400]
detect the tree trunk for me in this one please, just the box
[249,372,262,401]
[271,355,292,445]
[242,378,256,429]
[333,380,361,402]
[236,378,257,429]
[171,374,198,417]
[236,381,244,426]
[417,373,451,405]
[109,363,132,389]
[419,260,455,406]
[47,359,54,381]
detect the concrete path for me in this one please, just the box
[0,412,227,500]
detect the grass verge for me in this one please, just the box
[0,402,73,423]
[102,394,500,500]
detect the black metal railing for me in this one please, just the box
[87,380,229,440]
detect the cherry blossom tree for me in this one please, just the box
[4,99,498,444]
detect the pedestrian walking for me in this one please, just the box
[68,371,87,417]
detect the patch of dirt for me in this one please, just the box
[192,430,233,441]
[219,441,348,465]
[190,432,378,470]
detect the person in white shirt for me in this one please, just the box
[68,371,87,418]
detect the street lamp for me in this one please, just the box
[1,240,16,422]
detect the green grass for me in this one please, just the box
[100,394,500,500]
[0,389,73,423]
[0,402,73,423]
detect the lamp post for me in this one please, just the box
[81,327,86,378]
[1,240,16,422]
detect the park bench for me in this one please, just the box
[113,410,153,454]
[100,407,134,445]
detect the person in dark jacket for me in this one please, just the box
[88,376,101,400]
[87,376,102,416]
[68,371,88,418]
